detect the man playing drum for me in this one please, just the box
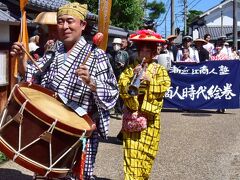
[10,2,118,180]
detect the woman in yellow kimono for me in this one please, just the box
[118,29,171,180]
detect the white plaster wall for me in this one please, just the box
[193,29,199,40]
[204,3,240,26]
[0,25,9,42]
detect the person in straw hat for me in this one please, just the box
[167,34,178,61]
[10,2,118,179]
[33,11,59,55]
[194,38,210,62]
[118,29,171,180]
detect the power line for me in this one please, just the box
[188,0,198,8]
[156,3,171,26]
[189,0,203,10]
[156,0,171,23]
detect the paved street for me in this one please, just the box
[1,109,240,180]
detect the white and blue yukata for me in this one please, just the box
[25,36,119,179]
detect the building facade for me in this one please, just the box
[189,0,240,42]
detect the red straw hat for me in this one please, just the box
[130,29,165,43]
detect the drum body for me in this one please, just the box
[0,83,96,178]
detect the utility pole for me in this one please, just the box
[144,0,147,17]
[171,0,175,35]
[183,0,187,35]
[165,15,167,38]
[233,0,238,49]
[220,6,223,36]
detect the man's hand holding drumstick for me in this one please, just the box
[10,42,42,78]
[75,32,103,92]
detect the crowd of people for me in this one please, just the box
[8,1,240,180]
[166,33,239,63]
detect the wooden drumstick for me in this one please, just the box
[82,32,104,65]
[21,45,42,72]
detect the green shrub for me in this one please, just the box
[0,151,8,163]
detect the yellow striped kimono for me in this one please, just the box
[118,62,171,180]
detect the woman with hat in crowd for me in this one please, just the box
[118,29,171,179]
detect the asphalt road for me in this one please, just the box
[1,109,240,180]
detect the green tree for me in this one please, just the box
[68,0,165,31]
[68,0,145,30]
[146,0,165,21]
[69,0,98,14]
[186,10,203,34]
[187,10,203,26]
[111,0,145,30]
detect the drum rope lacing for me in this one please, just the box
[1,100,28,158]
[12,99,29,161]
[0,84,19,128]
[44,129,87,177]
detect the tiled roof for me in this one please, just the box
[0,2,7,10]
[198,26,235,40]
[108,26,135,37]
[0,9,18,23]
[27,0,68,10]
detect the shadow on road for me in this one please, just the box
[163,108,235,115]
[110,114,122,120]
[163,108,215,113]
[0,168,32,180]
[94,175,112,180]
[182,113,212,117]
[99,136,123,145]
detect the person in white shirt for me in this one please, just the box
[176,35,199,63]
[223,42,233,59]
[157,40,174,70]
[203,33,214,56]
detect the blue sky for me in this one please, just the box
[148,0,223,37]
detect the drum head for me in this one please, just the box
[14,83,96,136]
[20,87,91,128]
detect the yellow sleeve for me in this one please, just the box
[141,63,171,115]
[118,66,139,111]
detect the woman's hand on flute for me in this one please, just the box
[133,64,142,75]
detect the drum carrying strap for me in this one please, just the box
[71,130,87,180]
[79,133,87,180]
[32,51,56,84]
